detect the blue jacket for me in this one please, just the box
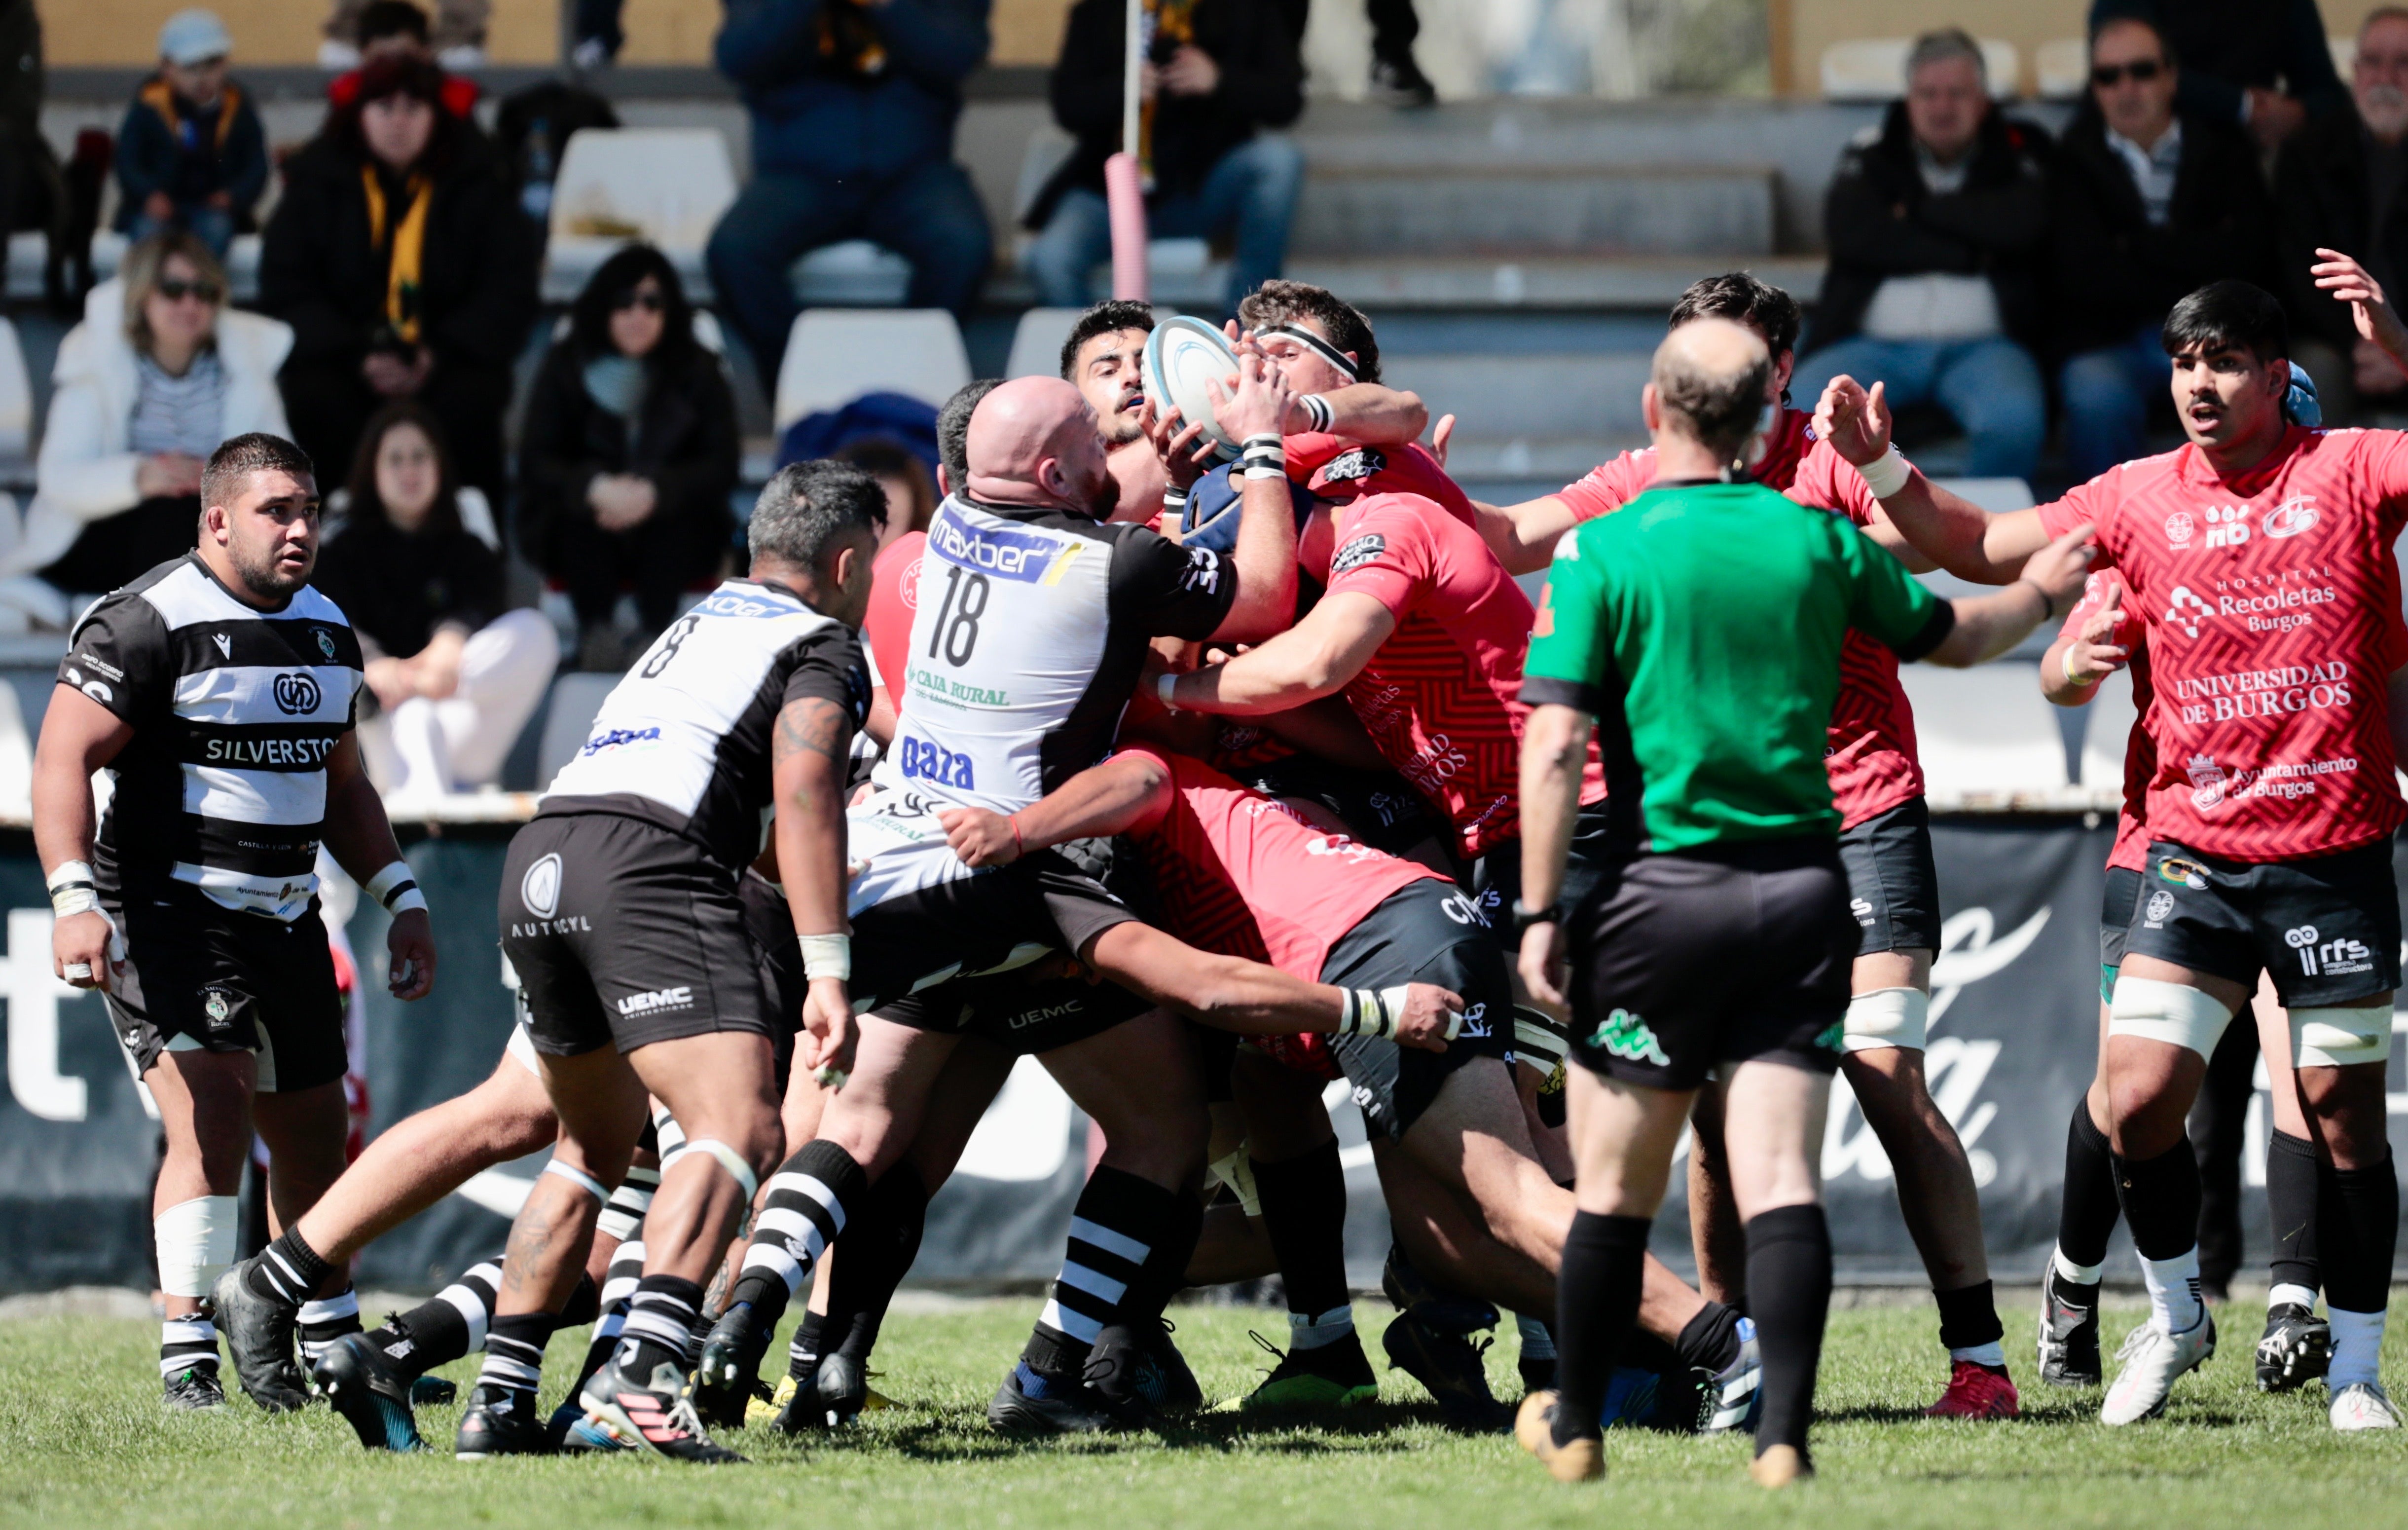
[715,0,990,181]
[114,77,269,225]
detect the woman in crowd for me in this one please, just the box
[837,435,938,551]
[517,243,739,670]
[313,401,556,803]
[9,229,290,613]
[259,52,537,499]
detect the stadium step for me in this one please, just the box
[1380,352,1651,439]
[1286,254,1821,311]
[1291,165,1777,258]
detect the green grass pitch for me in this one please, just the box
[2,1294,2402,1529]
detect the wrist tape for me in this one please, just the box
[1299,393,1334,432]
[1339,986,1419,1039]
[799,933,851,982]
[365,858,427,915]
[46,859,98,918]
[1857,444,1911,499]
[1242,433,1286,480]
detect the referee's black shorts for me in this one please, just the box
[1565,840,1856,1092]
[502,811,771,1058]
[104,883,347,1093]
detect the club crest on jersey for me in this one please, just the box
[203,990,230,1022]
[313,627,337,660]
[1317,447,1386,485]
[272,671,322,715]
[2263,496,2319,539]
[2183,757,2228,811]
[2164,510,2194,546]
[1331,534,1387,575]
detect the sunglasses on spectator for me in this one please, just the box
[614,291,665,313]
[156,277,223,304]
[2091,59,2166,85]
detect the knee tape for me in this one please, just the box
[1842,986,1928,1052]
[2107,975,2233,1059]
[2291,1004,2395,1068]
[155,1195,239,1299]
[676,1137,760,1203]
[542,1157,609,1203]
[1208,1149,1262,1219]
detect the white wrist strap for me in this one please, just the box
[1241,433,1286,480]
[365,858,426,915]
[1341,986,1417,1038]
[1300,394,1334,432]
[1156,672,1181,711]
[2062,643,2084,686]
[1857,444,1911,499]
[799,932,851,982]
[47,859,99,918]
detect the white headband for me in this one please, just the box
[1264,324,1359,382]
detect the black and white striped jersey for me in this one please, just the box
[538,578,871,873]
[62,554,365,922]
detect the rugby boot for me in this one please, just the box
[691,1301,772,1429]
[1925,1359,2020,1419]
[1694,1315,1763,1433]
[1228,1329,1380,1412]
[1749,1443,1813,1489]
[1597,1366,1662,1428]
[1381,1245,1500,1336]
[411,1376,457,1406]
[210,1266,309,1413]
[1513,1391,1604,1482]
[161,1365,226,1412]
[454,1383,551,1458]
[2100,1310,2216,1425]
[1383,1308,1513,1431]
[1144,1318,1204,1412]
[2254,1303,2332,1393]
[2037,1265,2103,1386]
[789,1349,870,1430]
[579,1351,745,1462]
[312,1331,424,1452]
[986,1361,1128,1434]
[1081,1321,1171,1427]
[2330,1381,2403,1431]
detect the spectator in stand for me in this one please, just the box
[322,0,488,73]
[0,0,56,261]
[2047,12,2273,478]
[113,11,267,261]
[2090,0,2342,154]
[1265,0,1433,106]
[325,1,480,120]
[9,230,290,610]
[704,0,994,393]
[260,53,537,499]
[1025,0,1304,315]
[2278,6,2408,419]
[1794,29,2049,483]
[837,435,938,551]
[315,402,556,803]
[519,244,740,670]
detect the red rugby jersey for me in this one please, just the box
[863,530,925,696]
[2060,569,2154,872]
[2036,428,2408,861]
[1123,746,1443,977]
[1317,480,1607,858]
[1554,409,1924,830]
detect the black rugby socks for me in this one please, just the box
[1550,1212,1650,1448]
[1744,1204,1832,1461]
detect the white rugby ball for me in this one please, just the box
[1143,316,1242,460]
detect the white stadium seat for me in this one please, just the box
[2077,664,2143,793]
[1007,308,1089,380]
[771,308,972,434]
[1900,662,2068,801]
[2036,38,2088,100]
[543,128,739,303]
[2333,34,2357,77]
[791,240,916,307]
[1821,38,2020,101]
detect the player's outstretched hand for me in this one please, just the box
[2311,247,2408,363]
[801,976,856,1080]
[1392,983,1463,1052]
[1209,343,1294,445]
[1141,397,1214,491]
[1429,412,1456,467]
[386,907,437,1000]
[52,908,121,992]
[2021,523,2098,613]
[940,805,1023,868]
[1813,375,1893,467]
[2064,592,2131,686]
[1519,920,1569,1013]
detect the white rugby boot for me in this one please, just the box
[2100,1311,2216,1425]
[2330,1381,2403,1432]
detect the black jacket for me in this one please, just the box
[257,119,540,377]
[1029,0,1301,229]
[2046,103,2273,357]
[2090,0,2345,128]
[2275,107,2408,355]
[1809,102,2052,355]
[313,517,505,660]
[516,338,741,557]
[113,78,270,224]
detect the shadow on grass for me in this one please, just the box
[746,1400,1472,1462]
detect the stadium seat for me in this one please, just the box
[543,127,739,303]
[2333,35,2357,76]
[1821,38,2020,100]
[1007,307,1089,379]
[771,308,972,434]
[0,315,33,462]
[1932,476,2035,513]
[791,240,916,306]
[1899,662,2069,800]
[2036,38,2087,99]
[2076,664,2142,792]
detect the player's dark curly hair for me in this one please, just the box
[203,433,316,510]
[1669,272,1802,362]
[749,460,886,569]
[2163,280,2289,363]
[1059,300,1157,379]
[936,377,1002,494]
[1237,280,1383,383]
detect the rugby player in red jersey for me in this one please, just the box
[1467,273,2020,1418]
[1855,265,2408,1430]
[938,745,1766,1431]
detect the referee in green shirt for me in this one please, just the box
[1509,318,2096,1488]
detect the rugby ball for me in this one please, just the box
[1143,316,1242,462]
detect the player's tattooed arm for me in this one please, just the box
[773,696,855,784]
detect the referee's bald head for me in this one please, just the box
[1647,318,1772,464]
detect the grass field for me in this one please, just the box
[3,1292,2403,1530]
